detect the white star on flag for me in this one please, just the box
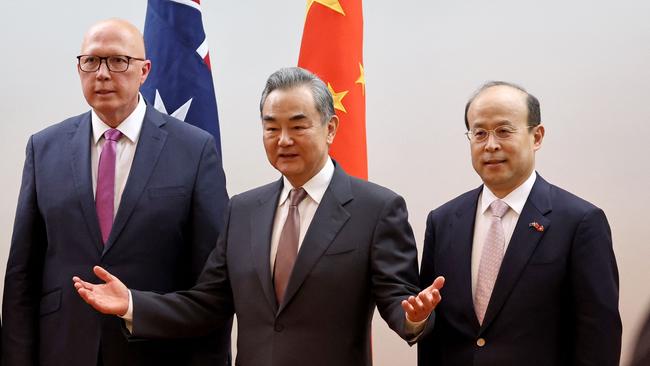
[153,89,193,122]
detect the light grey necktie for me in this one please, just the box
[474,199,509,325]
[274,188,308,305]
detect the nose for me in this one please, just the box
[95,60,111,80]
[277,128,294,147]
[484,132,501,152]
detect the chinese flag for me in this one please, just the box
[298,0,367,180]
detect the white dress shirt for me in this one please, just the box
[91,95,146,217]
[471,171,537,297]
[269,158,334,271]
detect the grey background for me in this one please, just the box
[1,1,648,364]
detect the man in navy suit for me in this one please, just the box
[418,81,621,365]
[2,19,230,366]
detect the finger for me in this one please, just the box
[433,276,445,290]
[93,266,113,283]
[401,299,415,314]
[72,277,92,289]
[432,288,442,303]
[418,291,435,309]
[412,294,426,312]
[77,287,94,304]
[423,276,446,295]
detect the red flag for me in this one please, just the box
[298,0,367,179]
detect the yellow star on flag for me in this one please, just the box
[328,83,349,113]
[307,0,345,16]
[355,62,366,96]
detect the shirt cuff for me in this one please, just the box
[119,290,134,333]
[404,314,429,341]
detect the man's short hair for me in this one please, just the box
[464,81,541,129]
[260,67,335,124]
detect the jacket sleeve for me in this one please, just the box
[187,134,229,282]
[571,207,622,365]
[370,194,428,341]
[2,136,47,366]
[417,210,438,365]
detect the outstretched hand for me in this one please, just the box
[401,276,445,323]
[73,266,129,316]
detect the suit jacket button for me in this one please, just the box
[476,338,486,347]
[274,323,284,332]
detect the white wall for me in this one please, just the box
[1,1,648,364]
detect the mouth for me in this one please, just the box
[483,158,506,166]
[95,90,115,95]
[278,153,299,160]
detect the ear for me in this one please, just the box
[326,115,339,144]
[532,124,545,151]
[139,60,152,85]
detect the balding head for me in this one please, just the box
[81,19,146,58]
[78,19,151,127]
[464,81,540,130]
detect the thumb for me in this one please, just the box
[93,266,113,283]
[430,276,445,291]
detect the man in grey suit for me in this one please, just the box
[2,19,231,366]
[73,66,445,366]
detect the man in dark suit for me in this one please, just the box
[73,66,445,366]
[418,81,621,365]
[2,19,231,366]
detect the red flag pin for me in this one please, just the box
[529,222,544,232]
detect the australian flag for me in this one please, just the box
[141,0,223,153]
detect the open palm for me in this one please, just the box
[73,266,130,316]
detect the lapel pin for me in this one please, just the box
[529,222,544,232]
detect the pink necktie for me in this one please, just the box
[96,129,122,244]
[474,199,509,325]
[274,188,308,304]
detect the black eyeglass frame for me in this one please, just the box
[76,55,146,73]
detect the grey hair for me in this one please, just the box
[464,81,541,129]
[259,67,335,124]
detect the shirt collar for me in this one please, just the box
[279,158,335,206]
[91,94,146,144]
[480,171,537,215]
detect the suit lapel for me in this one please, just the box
[449,188,483,330]
[251,180,283,313]
[69,112,104,252]
[103,107,168,255]
[278,165,352,314]
[480,176,552,331]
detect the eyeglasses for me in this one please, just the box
[465,125,534,143]
[76,55,145,73]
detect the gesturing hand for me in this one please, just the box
[401,276,445,323]
[73,266,130,317]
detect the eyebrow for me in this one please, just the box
[472,120,514,128]
[289,113,307,121]
[262,113,307,122]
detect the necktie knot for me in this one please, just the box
[288,188,308,207]
[104,129,123,142]
[489,199,509,218]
